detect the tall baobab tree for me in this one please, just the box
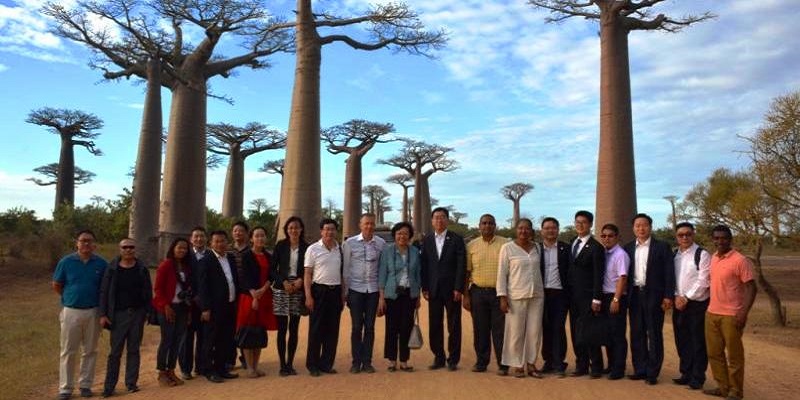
[279,0,446,240]
[26,107,103,209]
[322,119,396,236]
[501,182,534,228]
[386,173,414,222]
[529,0,713,239]
[663,195,679,230]
[44,0,294,253]
[379,140,458,235]
[207,122,286,218]
[363,184,391,225]
[28,163,95,189]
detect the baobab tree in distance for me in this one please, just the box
[386,173,414,222]
[44,0,294,253]
[279,0,446,240]
[28,163,95,191]
[322,119,396,237]
[363,185,391,226]
[207,122,286,218]
[501,182,534,228]
[529,0,713,240]
[379,140,458,236]
[26,107,103,209]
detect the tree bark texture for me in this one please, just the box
[159,78,207,254]
[343,153,363,237]
[221,146,245,218]
[753,240,787,326]
[595,10,637,242]
[401,186,409,222]
[56,134,75,208]
[278,0,322,241]
[512,200,520,228]
[129,58,162,266]
[413,171,432,237]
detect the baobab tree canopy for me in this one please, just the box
[29,164,96,186]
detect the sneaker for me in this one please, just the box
[58,394,71,400]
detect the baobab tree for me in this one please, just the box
[207,122,286,218]
[322,119,396,236]
[26,107,103,209]
[501,182,534,228]
[44,0,294,252]
[279,0,446,240]
[663,195,679,230]
[529,0,713,239]
[386,173,414,222]
[28,163,95,189]
[363,185,391,225]
[379,140,458,235]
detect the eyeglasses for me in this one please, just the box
[121,245,136,250]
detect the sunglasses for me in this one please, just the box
[121,245,136,250]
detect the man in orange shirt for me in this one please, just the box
[703,225,757,400]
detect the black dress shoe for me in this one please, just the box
[206,374,224,383]
[447,364,458,371]
[608,373,624,380]
[321,368,337,374]
[540,364,554,374]
[309,369,321,377]
[471,365,487,373]
[646,378,658,385]
[349,365,361,374]
[688,381,703,390]
[601,367,612,375]
[279,368,290,377]
[627,373,646,380]
[219,371,239,379]
[429,363,445,370]
[590,372,602,379]
[570,370,588,377]
[673,376,690,385]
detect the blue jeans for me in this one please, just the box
[348,290,379,368]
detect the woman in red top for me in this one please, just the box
[152,238,192,387]
[236,226,278,377]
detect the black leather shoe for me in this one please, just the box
[429,363,445,370]
[590,372,602,379]
[570,369,588,377]
[362,365,376,373]
[101,390,113,398]
[608,373,624,380]
[321,368,337,374]
[219,371,239,379]
[447,364,458,371]
[206,374,224,383]
[627,373,646,380]
[688,381,703,390]
[673,376,690,385]
[646,378,658,385]
[350,365,361,374]
[471,365,487,372]
[309,369,321,377]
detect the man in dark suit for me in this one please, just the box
[181,226,210,379]
[538,217,571,376]
[624,213,675,385]
[566,210,605,378]
[197,230,240,383]
[421,207,467,371]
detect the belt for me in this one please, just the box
[313,283,341,290]
[544,288,564,293]
[396,286,410,294]
[470,284,496,291]
[67,305,96,310]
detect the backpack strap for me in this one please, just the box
[694,246,704,271]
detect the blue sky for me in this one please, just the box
[1,0,799,230]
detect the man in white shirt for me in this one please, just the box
[304,218,344,376]
[671,222,710,390]
[342,213,385,374]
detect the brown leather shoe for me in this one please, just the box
[158,371,176,387]
[167,370,184,386]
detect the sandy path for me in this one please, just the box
[45,304,800,400]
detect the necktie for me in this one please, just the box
[572,239,582,259]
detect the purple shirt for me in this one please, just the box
[603,244,629,294]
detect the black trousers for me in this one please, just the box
[306,284,343,372]
[569,293,602,373]
[104,307,146,391]
[384,291,414,362]
[600,293,628,376]
[541,288,569,372]
[673,298,709,385]
[629,287,665,379]
[201,301,236,375]
[179,304,204,375]
[469,286,505,369]
[348,290,379,368]
[428,294,462,366]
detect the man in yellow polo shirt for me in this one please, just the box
[464,214,509,374]
[703,225,757,400]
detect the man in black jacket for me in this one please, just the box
[566,210,605,378]
[624,213,675,385]
[539,217,571,376]
[197,230,240,383]
[421,207,467,371]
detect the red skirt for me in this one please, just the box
[236,293,278,331]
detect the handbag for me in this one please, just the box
[408,309,424,350]
[236,325,268,349]
[575,313,611,347]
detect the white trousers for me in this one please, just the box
[501,297,544,368]
[59,307,101,394]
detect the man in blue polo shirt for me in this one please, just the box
[53,229,108,400]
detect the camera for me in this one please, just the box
[177,289,193,305]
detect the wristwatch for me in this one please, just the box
[612,297,619,303]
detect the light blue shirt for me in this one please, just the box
[343,233,386,293]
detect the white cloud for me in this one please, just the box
[0,63,8,72]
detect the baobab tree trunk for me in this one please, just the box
[279,0,322,241]
[159,79,207,255]
[56,134,75,209]
[512,199,521,228]
[414,173,432,237]
[129,58,162,266]
[221,148,245,218]
[401,186,409,222]
[342,153,363,237]
[595,13,637,242]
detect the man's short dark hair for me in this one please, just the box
[360,212,376,220]
[432,207,449,219]
[675,222,695,231]
[541,217,560,229]
[601,223,619,235]
[711,224,733,238]
[479,214,496,223]
[232,220,249,231]
[631,213,653,226]
[191,226,206,233]
[209,230,228,239]
[76,229,96,240]
[391,221,414,238]
[574,210,594,224]
[320,218,338,230]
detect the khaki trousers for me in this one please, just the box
[59,307,101,394]
[501,297,544,368]
[705,312,745,398]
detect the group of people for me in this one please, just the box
[52,207,756,400]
